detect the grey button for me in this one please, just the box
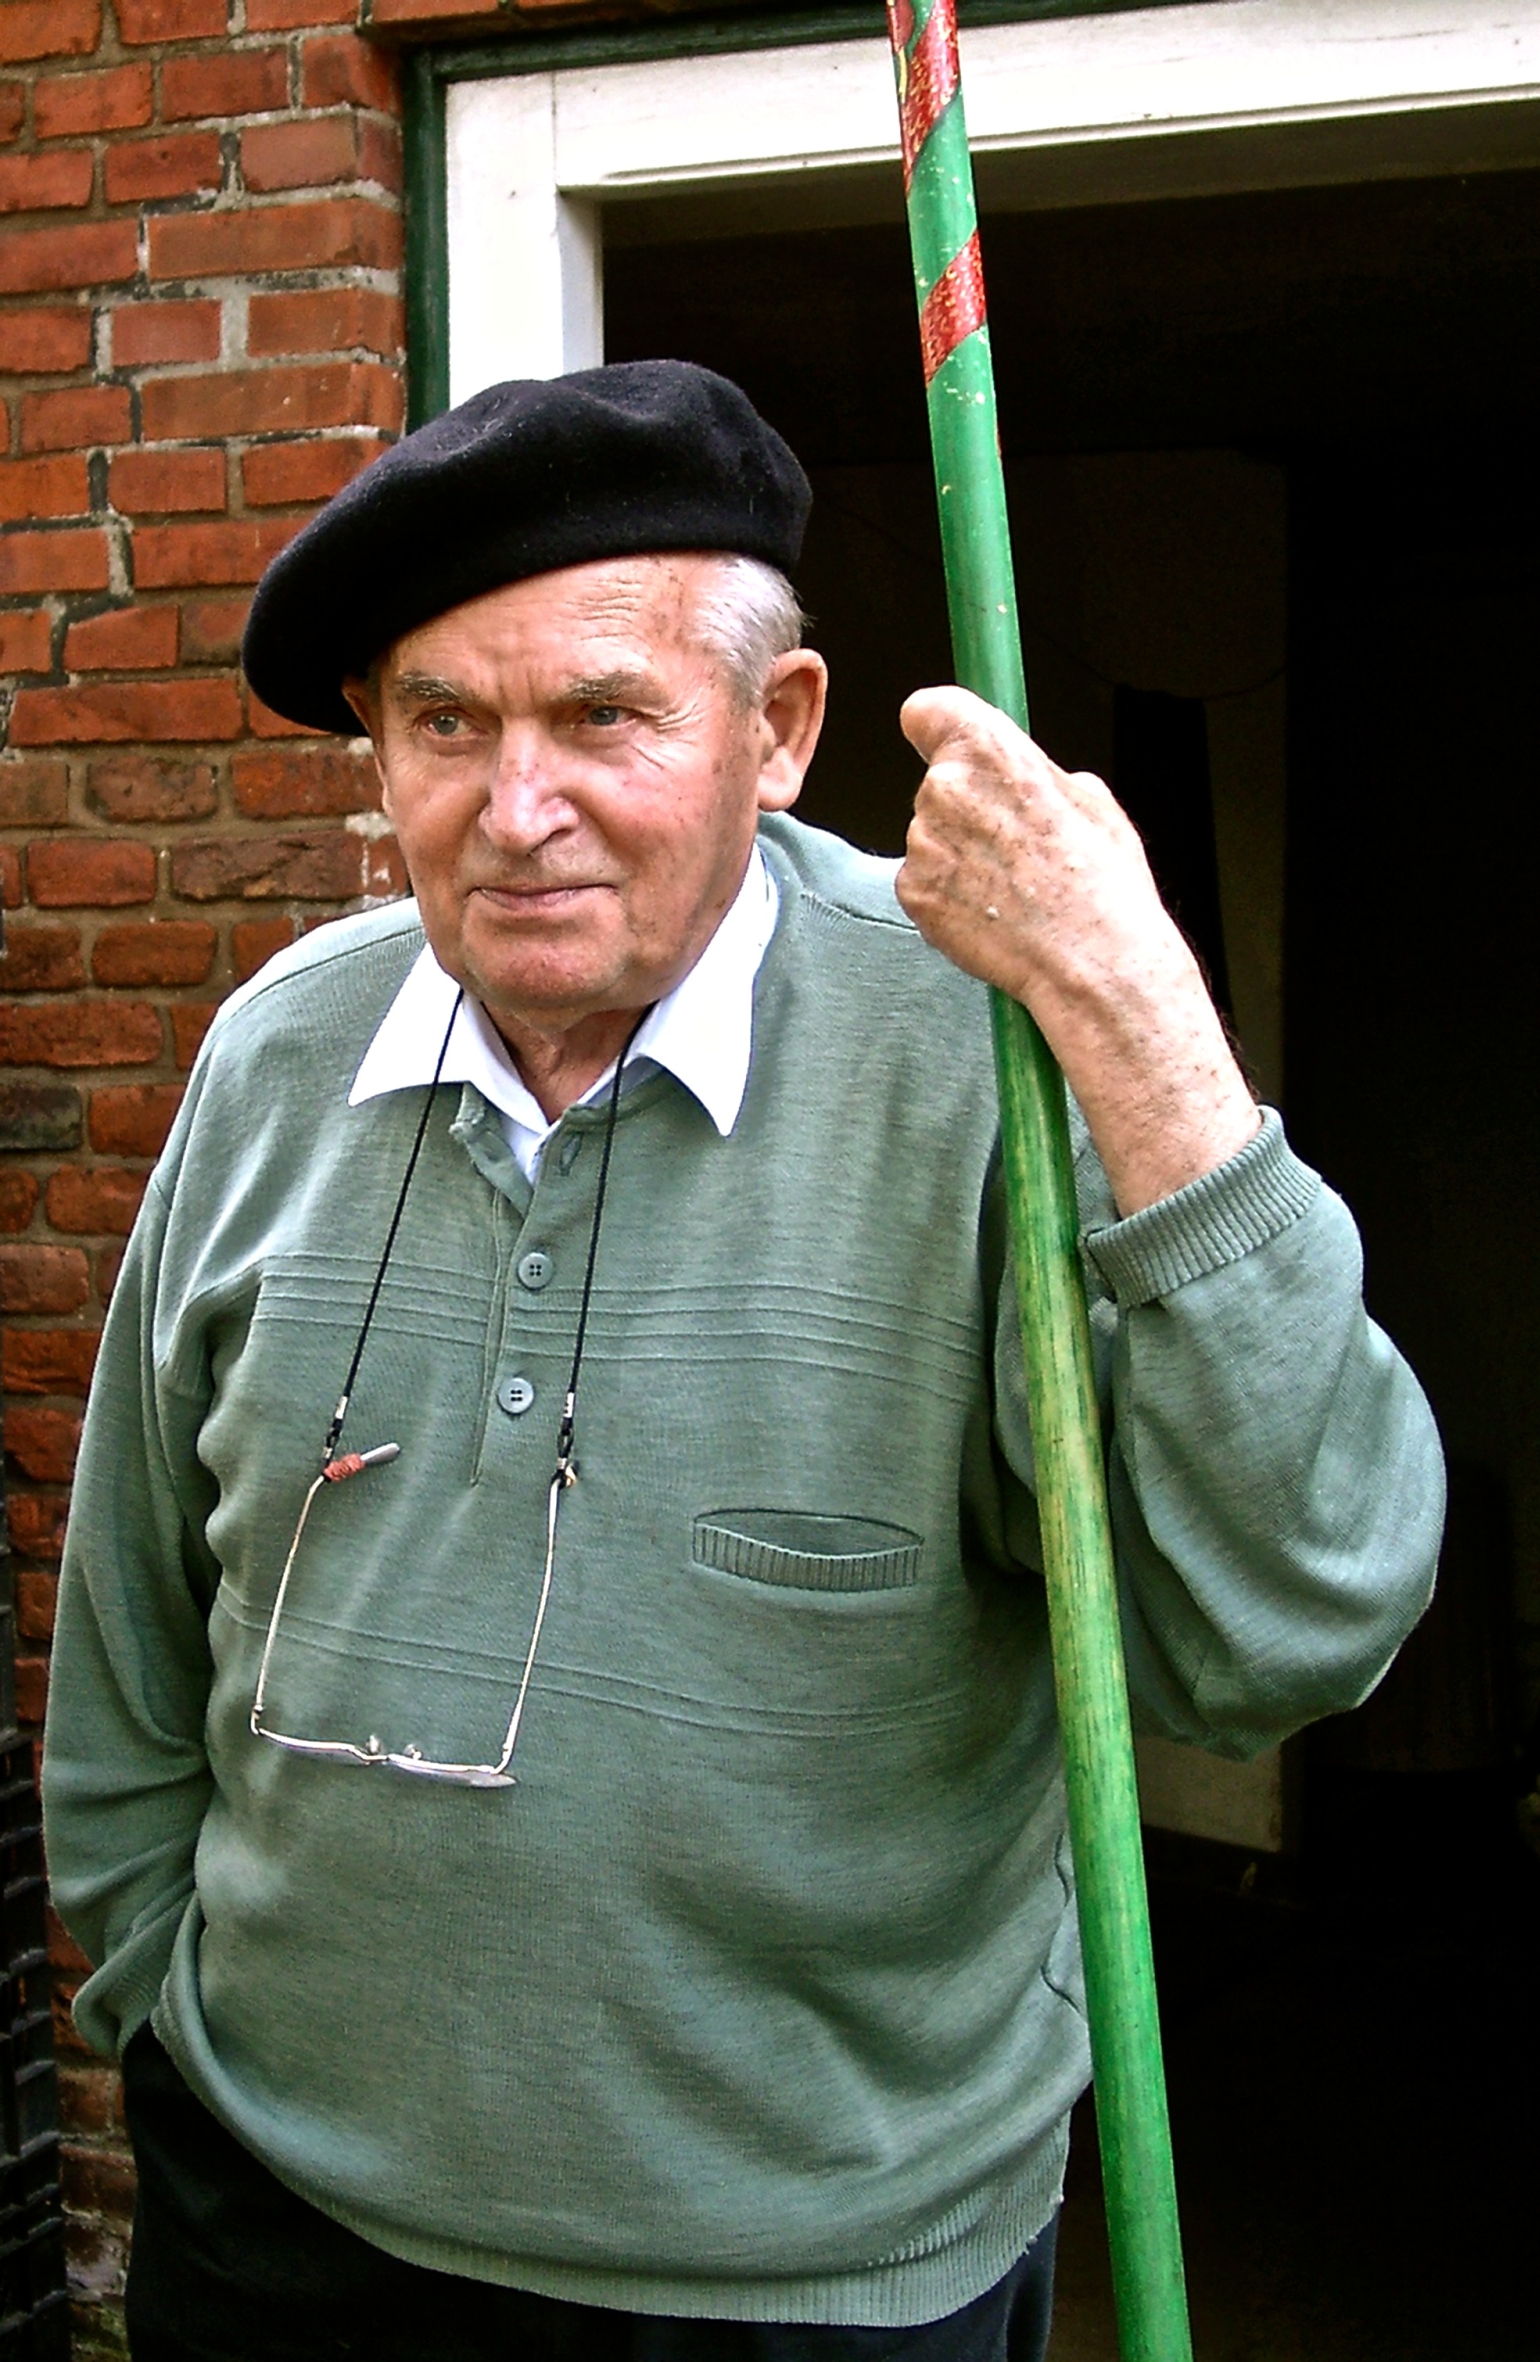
[516,1250,553,1292]
[557,1134,584,1176]
[497,1375,536,1417]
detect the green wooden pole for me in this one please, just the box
[883,5,1194,2356]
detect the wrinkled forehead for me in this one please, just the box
[370,553,732,693]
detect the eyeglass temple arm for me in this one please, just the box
[250,1443,400,1731]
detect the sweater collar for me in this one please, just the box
[348,843,778,1147]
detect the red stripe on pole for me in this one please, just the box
[919,232,986,382]
[892,0,958,190]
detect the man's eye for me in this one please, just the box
[423,711,464,738]
[583,704,625,728]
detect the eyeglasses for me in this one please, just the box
[248,991,640,1791]
[249,1440,572,1789]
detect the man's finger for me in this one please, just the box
[899,684,1018,767]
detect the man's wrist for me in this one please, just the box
[1023,952,1259,1217]
[1083,1089,1261,1219]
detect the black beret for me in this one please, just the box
[241,360,811,735]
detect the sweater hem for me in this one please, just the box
[315,2134,1068,2326]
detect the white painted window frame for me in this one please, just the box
[445,0,1540,401]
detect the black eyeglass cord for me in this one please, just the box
[554,1006,647,1481]
[321,990,464,1470]
[322,994,648,1484]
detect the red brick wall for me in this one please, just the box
[0,0,407,2341]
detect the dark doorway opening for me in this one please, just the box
[1112,687,1231,1020]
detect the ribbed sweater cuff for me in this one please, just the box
[1083,1108,1319,1307]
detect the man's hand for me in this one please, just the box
[895,686,1259,1216]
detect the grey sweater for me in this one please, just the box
[43,815,1442,2324]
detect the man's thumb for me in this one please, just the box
[899,684,1005,766]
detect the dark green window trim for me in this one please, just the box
[403,52,450,426]
[402,0,1225,425]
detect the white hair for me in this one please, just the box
[691,554,807,707]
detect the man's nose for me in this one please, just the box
[482,727,574,850]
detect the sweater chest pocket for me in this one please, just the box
[691,1509,923,1593]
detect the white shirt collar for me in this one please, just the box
[349,844,778,1174]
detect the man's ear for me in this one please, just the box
[755,649,828,814]
[341,675,378,741]
[342,676,391,812]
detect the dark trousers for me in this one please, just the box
[122,2028,1057,2362]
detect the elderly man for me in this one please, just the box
[44,362,1441,2362]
